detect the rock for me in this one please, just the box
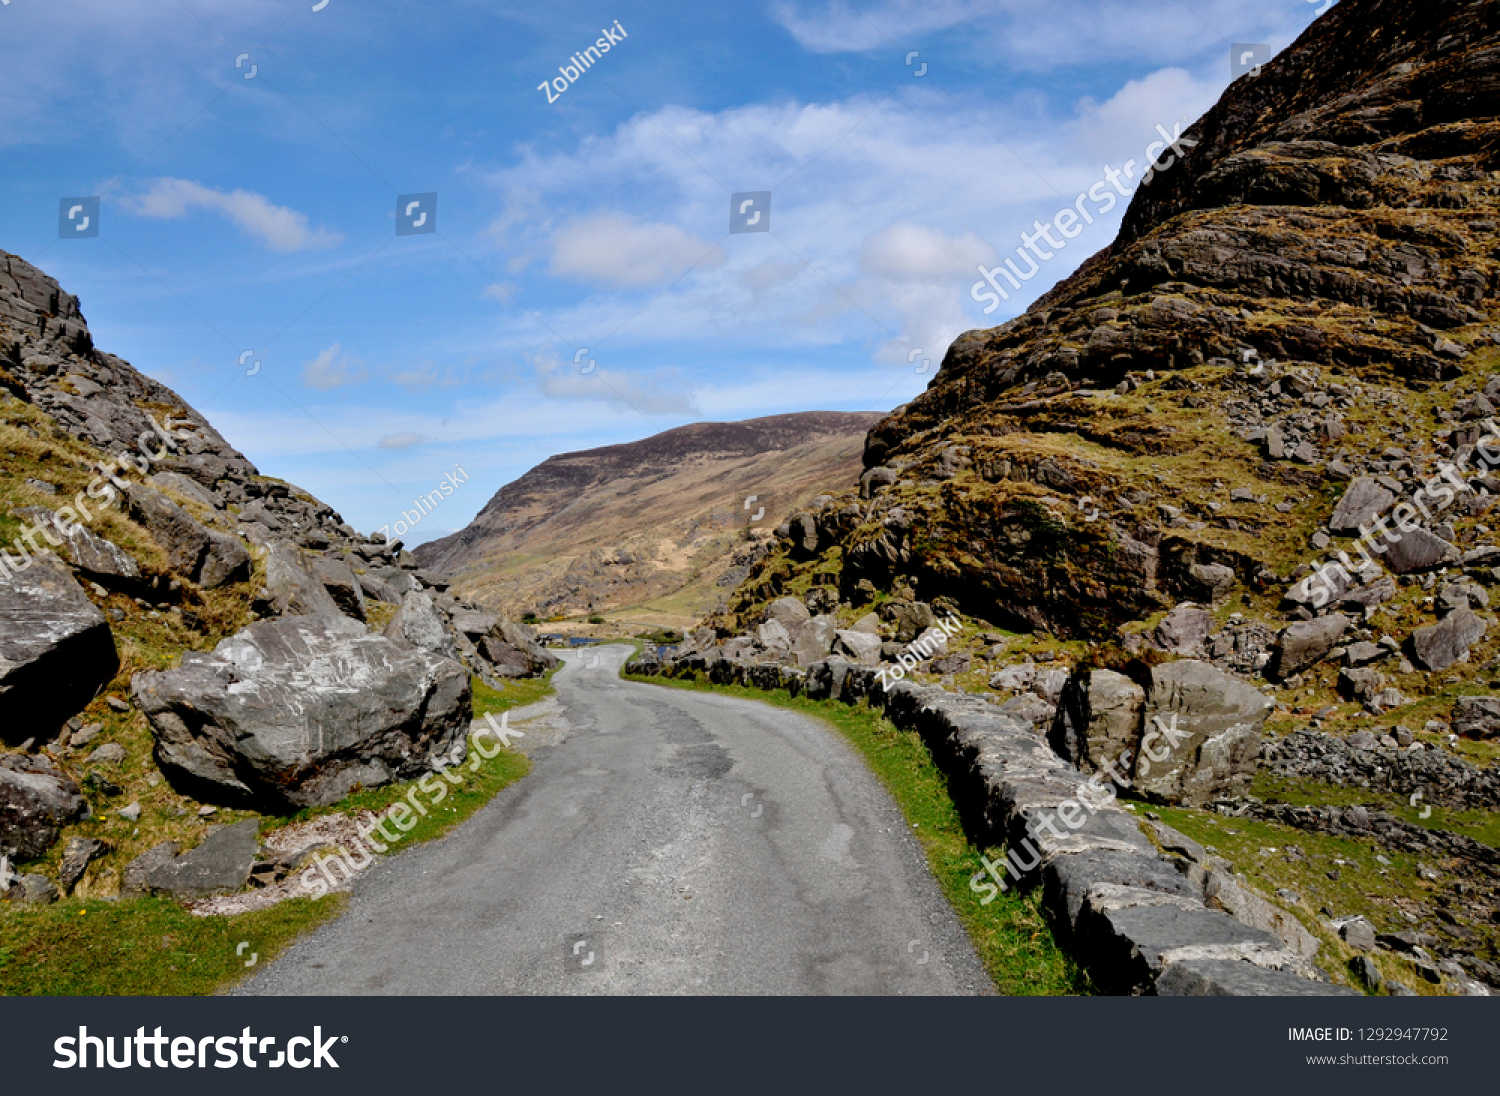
[312,557,367,622]
[1383,527,1459,573]
[1343,641,1386,667]
[1349,955,1383,992]
[1157,958,1358,996]
[86,743,126,766]
[449,609,499,639]
[786,513,820,556]
[907,626,949,661]
[0,752,87,860]
[0,553,120,743]
[1338,916,1377,951]
[117,801,141,822]
[57,835,108,893]
[994,693,1056,730]
[880,599,937,643]
[1451,696,1500,739]
[790,615,839,668]
[764,596,811,638]
[833,629,882,666]
[132,615,471,810]
[1050,669,1144,772]
[261,540,344,619]
[1409,607,1487,672]
[1204,871,1321,960]
[755,619,792,652]
[1274,614,1349,678]
[149,471,219,509]
[848,612,882,636]
[121,841,182,898]
[1136,660,1272,805]
[1328,477,1396,535]
[929,652,972,675]
[126,485,249,588]
[70,722,103,748]
[859,466,898,498]
[1146,819,1206,864]
[383,590,461,660]
[358,572,403,605]
[1,872,59,905]
[146,820,260,900]
[13,507,141,586]
[479,617,558,678]
[1154,603,1214,655]
[1187,563,1236,602]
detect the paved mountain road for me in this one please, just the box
[235,645,991,995]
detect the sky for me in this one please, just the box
[0,0,1332,544]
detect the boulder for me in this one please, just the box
[358,572,404,605]
[384,590,460,660]
[0,752,87,860]
[1274,614,1349,678]
[790,614,838,668]
[1049,669,1144,772]
[449,609,499,640]
[58,835,108,893]
[199,531,252,589]
[755,619,793,653]
[1328,477,1396,535]
[122,841,181,898]
[13,507,140,586]
[881,599,936,642]
[1203,871,1320,960]
[481,616,559,677]
[989,663,1036,692]
[1451,696,1500,739]
[764,597,810,639]
[787,513,820,557]
[907,626,950,661]
[132,615,471,810]
[148,471,219,509]
[1410,607,1487,672]
[848,612,882,636]
[1,872,59,905]
[146,820,259,900]
[1187,562,1236,602]
[0,552,119,742]
[859,466,898,499]
[312,557,367,622]
[833,628,881,666]
[1136,660,1272,805]
[262,540,343,618]
[1154,603,1213,655]
[126,485,248,588]
[1156,959,1358,997]
[1383,527,1459,573]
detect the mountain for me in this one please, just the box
[415,411,881,627]
[722,0,1500,642]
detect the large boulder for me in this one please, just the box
[755,619,793,654]
[763,596,810,639]
[1451,696,1500,739]
[484,616,559,677]
[1154,603,1213,655]
[132,615,471,810]
[1136,660,1272,806]
[0,552,119,742]
[1050,669,1144,772]
[261,540,343,618]
[833,628,882,666]
[1328,477,1395,535]
[383,590,460,660]
[1383,527,1459,574]
[312,557,367,622]
[1410,607,1487,672]
[0,752,87,860]
[880,599,936,642]
[1273,614,1349,678]
[14,507,140,586]
[126,485,248,588]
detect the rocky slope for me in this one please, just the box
[683,0,1500,995]
[0,249,553,905]
[417,411,879,625]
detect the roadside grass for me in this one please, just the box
[627,672,1089,995]
[473,669,558,722]
[0,893,345,996]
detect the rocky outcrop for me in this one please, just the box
[0,753,87,860]
[1050,669,1143,773]
[0,553,118,742]
[132,616,471,810]
[1136,661,1272,806]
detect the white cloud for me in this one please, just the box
[123,178,343,253]
[770,0,988,53]
[378,432,426,450]
[303,344,367,390]
[533,351,699,417]
[549,213,725,288]
[858,222,995,279]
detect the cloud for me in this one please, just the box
[548,212,725,288]
[303,344,367,390]
[770,0,987,53]
[533,351,699,416]
[858,222,996,279]
[377,432,426,450]
[124,178,343,253]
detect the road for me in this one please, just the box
[235,645,991,995]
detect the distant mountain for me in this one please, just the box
[416,411,882,625]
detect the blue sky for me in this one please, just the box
[0,0,1330,544]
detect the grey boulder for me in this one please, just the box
[0,752,88,860]
[1382,527,1459,574]
[132,615,471,810]
[146,820,260,900]
[1050,668,1144,772]
[1451,696,1500,739]
[1274,614,1349,678]
[1328,477,1395,536]
[1136,660,1272,806]
[0,553,119,742]
[261,540,344,619]
[1410,607,1487,672]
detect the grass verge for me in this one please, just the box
[627,672,1088,995]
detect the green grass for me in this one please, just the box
[627,672,1088,995]
[472,668,558,721]
[1250,772,1500,848]
[0,894,345,996]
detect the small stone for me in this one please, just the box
[106,697,131,713]
[117,802,142,823]
[86,743,126,766]
[197,805,218,818]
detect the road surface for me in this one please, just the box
[235,645,991,995]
